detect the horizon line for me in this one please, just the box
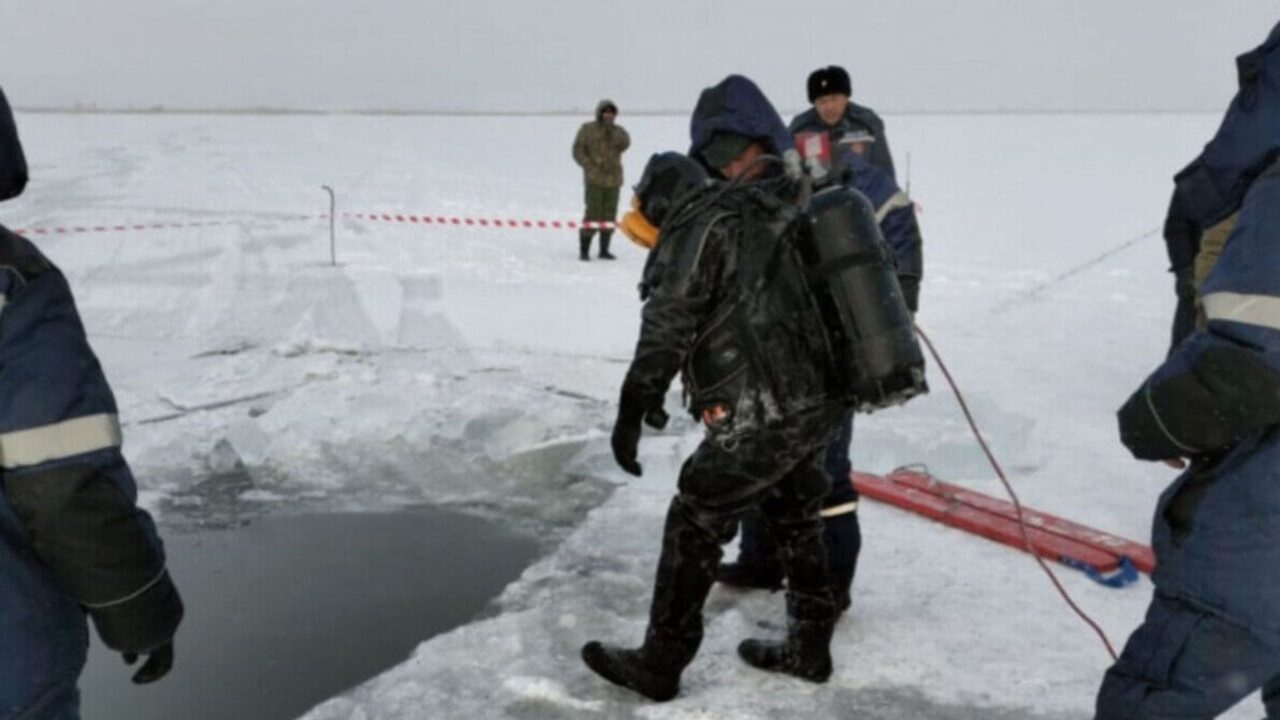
[14,106,1223,118]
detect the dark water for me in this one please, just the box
[78,508,541,720]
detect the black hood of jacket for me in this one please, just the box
[1174,20,1280,227]
[0,87,28,202]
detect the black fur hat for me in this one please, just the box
[0,87,27,202]
[807,65,852,103]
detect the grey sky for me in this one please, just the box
[1,1,1275,114]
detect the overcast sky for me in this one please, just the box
[1,1,1275,114]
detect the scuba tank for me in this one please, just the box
[794,184,927,411]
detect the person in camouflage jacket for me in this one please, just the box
[572,99,630,261]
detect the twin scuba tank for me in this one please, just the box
[792,184,927,411]
[630,151,926,413]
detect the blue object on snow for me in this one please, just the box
[1061,555,1140,589]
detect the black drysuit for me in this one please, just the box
[610,177,848,675]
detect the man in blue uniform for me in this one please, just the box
[0,87,184,720]
[789,65,897,179]
[1094,21,1280,720]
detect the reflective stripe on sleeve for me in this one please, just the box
[1202,291,1280,332]
[874,191,913,224]
[0,413,123,470]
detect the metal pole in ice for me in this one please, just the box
[321,185,336,266]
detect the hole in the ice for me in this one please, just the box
[78,506,541,720]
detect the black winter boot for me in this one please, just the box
[598,230,616,259]
[582,497,726,701]
[581,633,683,702]
[738,594,837,682]
[579,230,594,261]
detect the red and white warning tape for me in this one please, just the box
[10,214,326,236]
[345,212,615,230]
[10,211,615,237]
[16,219,240,236]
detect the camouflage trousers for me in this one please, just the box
[583,184,620,223]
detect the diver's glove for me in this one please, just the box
[611,387,667,476]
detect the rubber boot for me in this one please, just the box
[581,629,685,702]
[582,497,725,701]
[740,479,839,681]
[579,229,595,261]
[598,230,617,260]
[737,594,837,682]
[718,514,784,590]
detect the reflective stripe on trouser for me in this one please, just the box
[820,501,858,518]
[0,413,122,470]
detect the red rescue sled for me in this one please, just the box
[853,469,1155,577]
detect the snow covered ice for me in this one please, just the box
[1,110,1267,718]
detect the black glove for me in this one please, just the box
[1173,266,1196,303]
[1117,383,1190,461]
[124,642,175,684]
[89,570,183,684]
[611,388,666,476]
[1120,343,1280,460]
[897,274,920,314]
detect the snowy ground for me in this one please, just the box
[2,110,1263,718]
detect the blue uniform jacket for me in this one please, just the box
[839,149,923,280]
[1120,21,1280,638]
[790,102,896,179]
[1132,162,1280,638]
[0,228,174,719]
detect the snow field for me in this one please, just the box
[1,111,1262,718]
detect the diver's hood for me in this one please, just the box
[1174,21,1280,227]
[688,75,793,173]
[0,87,28,202]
